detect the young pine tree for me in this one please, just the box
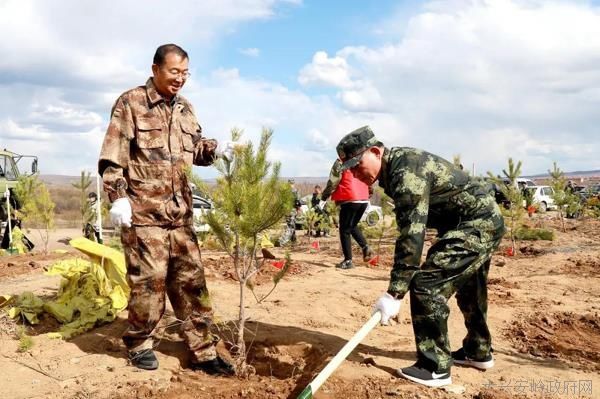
[15,175,55,253]
[548,162,581,231]
[206,127,293,373]
[72,171,92,230]
[487,158,524,255]
[372,187,396,256]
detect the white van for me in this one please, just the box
[516,178,536,187]
[524,185,556,212]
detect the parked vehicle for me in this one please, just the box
[1,149,38,251]
[294,195,383,229]
[516,178,536,188]
[577,184,600,201]
[524,185,556,212]
[192,194,213,233]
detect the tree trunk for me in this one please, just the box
[237,277,246,361]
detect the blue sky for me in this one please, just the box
[1,0,600,179]
[212,0,405,87]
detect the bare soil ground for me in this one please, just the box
[1,215,599,399]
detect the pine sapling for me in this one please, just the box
[206,127,293,374]
[488,158,525,255]
[548,162,581,231]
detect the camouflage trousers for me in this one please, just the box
[409,216,503,373]
[121,225,217,362]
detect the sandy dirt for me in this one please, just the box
[0,214,599,399]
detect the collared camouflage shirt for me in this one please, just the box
[379,147,505,295]
[99,78,217,226]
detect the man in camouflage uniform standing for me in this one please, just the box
[335,126,505,387]
[99,44,236,375]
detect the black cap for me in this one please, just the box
[336,126,380,170]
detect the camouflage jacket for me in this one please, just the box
[98,78,217,226]
[379,147,505,297]
[320,159,342,201]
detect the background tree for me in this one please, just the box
[206,127,293,374]
[185,165,211,198]
[71,171,92,230]
[303,207,325,241]
[361,186,397,263]
[370,187,396,256]
[15,175,55,253]
[548,162,581,231]
[488,158,524,254]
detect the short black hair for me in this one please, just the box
[153,44,188,66]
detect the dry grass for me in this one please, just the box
[45,183,109,228]
[17,326,33,352]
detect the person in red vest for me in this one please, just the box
[320,159,373,269]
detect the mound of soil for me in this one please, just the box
[488,277,520,289]
[505,311,600,371]
[203,255,309,285]
[518,245,546,257]
[247,342,326,380]
[562,256,600,277]
[145,341,327,399]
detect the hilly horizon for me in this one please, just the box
[40,169,600,186]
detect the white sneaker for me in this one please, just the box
[452,348,494,370]
[397,364,452,388]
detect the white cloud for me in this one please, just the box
[0,0,300,175]
[338,83,384,113]
[297,0,600,174]
[298,51,355,89]
[2,0,600,180]
[239,47,261,57]
[30,105,103,130]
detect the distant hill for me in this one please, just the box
[525,170,600,179]
[41,170,600,187]
[40,175,81,186]
[40,175,330,187]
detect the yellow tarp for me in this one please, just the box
[0,237,129,339]
[7,292,44,324]
[260,233,274,248]
[69,237,130,297]
[10,227,27,254]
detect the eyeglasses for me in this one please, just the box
[163,69,191,79]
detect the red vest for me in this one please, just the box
[331,170,369,202]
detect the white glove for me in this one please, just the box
[373,293,402,325]
[318,200,326,210]
[109,198,132,228]
[215,140,237,161]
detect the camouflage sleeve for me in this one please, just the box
[186,103,218,166]
[388,168,431,298]
[98,97,133,202]
[193,136,218,167]
[321,159,342,201]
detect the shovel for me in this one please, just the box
[297,311,383,399]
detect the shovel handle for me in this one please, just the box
[297,311,382,398]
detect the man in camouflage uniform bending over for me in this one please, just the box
[99,44,237,375]
[336,126,505,388]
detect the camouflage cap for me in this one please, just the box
[336,126,380,170]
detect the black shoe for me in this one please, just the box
[452,348,494,370]
[335,260,354,270]
[191,356,235,376]
[397,363,451,387]
[362,246,373,262]
[128,349,159,370]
